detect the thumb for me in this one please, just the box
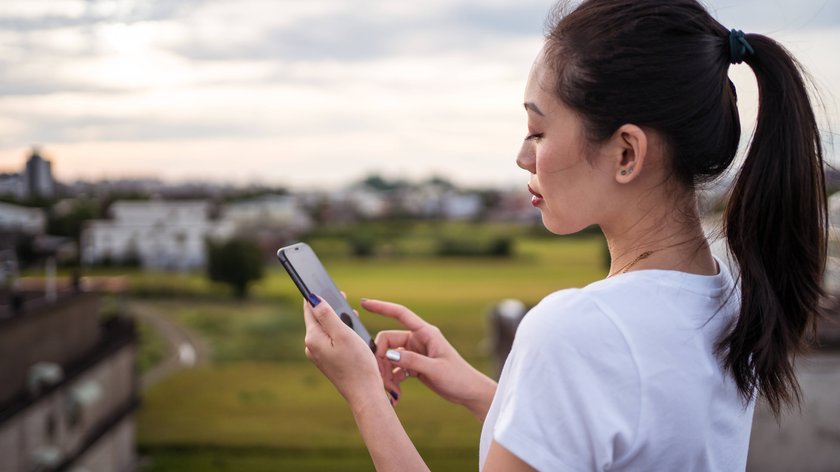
[385,349,436,377]
[308,294,346,337]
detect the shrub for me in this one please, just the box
[206,238,265,298]
[435,236,513,258]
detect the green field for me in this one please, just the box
[134,235,606,471]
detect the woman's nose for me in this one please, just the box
[517,142,536,173]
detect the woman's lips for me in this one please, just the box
[528,185,544,207]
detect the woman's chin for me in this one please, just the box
[541,216,592,236]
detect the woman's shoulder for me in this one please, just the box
[524,275,646,330]
[517,286,627,349]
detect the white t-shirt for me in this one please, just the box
[479,259,755,471]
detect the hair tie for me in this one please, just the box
[729,29,754,64]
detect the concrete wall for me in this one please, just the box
[0,344,136,472]
[0,294,101,405]
[73,417,135,472]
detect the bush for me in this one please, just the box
[206,238,265,298]
[435,236,513,258]
[349,235,376,258]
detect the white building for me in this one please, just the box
[345,189,389,219]
[82,200,235,270]
[221,195,312,233]
[0,174,26,200]
[400,185,483,220]
[0,201,46,234]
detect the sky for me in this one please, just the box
[0,0,838,190]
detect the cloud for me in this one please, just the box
[706,0,840,31]
[0,0,208,31]
[0,0,838,187]
[166,0,550,62]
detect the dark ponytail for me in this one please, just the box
[721,34,827,416]
[544,0,827,417]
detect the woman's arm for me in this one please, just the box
[362,299,498,421]
[350,391,429,472]
[303,296,430,471]
[483,441,537,472]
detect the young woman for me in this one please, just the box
[301,0,827,470]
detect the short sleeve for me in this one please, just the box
[492,291,641,472]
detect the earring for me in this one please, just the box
[628,168,634,174]
[620,170,628,176]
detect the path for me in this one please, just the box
[747,351,840,471]
[126,300,209,390]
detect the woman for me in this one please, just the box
[301,0,827,470]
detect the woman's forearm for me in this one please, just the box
[462,369,498,422]
[350,394,430,472]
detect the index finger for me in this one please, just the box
[361,299,427,331]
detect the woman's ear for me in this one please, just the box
[609,124,647,184]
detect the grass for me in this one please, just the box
[126,235,607,470]
[136,318,169,374]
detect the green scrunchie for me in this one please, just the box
[729,29,754,64]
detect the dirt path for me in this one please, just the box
[126,300,210,390]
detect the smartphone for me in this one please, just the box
[277,242,376,353]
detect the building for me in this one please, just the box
[221,195,312,234]
[0,173,26,200]
[82,200,235,271]
[24,148,55,200]
[0,202,46,235]
[220,195,313,255]
[0,147,56,201]
[0,289,138,471]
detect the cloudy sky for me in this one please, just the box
[0,0,838,190]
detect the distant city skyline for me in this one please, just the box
[1,0,838,190]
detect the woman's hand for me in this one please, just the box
[303,295,383,407]
[363,299,497,421]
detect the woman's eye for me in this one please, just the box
[525,133,544,142]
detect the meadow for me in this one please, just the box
[132,233,607,471]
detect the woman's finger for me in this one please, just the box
[309,294,350,339]
[376,357,402,404]
[374,330,413,357]
[303,298,318,331]
[392,366,412,382]
[384,348,436,380]
[362,299,427,330]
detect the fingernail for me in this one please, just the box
[360,298,369,303]
[386,349,401,362]
[389,390,399,401]
[308,293,320,306]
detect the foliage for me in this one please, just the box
[46,198,98,241]
[137,364,480,469]
[435,236,513,258]
[206,238,265,298]
[303,220,529,259]
[348,234,376,257]
[153,300,303,363]
[136,318,169,375]
[358,174,408,192]
[135,235,607,471]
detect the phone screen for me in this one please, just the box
[277,242,376,352]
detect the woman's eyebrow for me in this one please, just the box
[524,102,545,116]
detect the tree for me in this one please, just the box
[206,238,265,299]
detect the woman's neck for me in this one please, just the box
[601,191,717,277]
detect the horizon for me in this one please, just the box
[1,0,838,190]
